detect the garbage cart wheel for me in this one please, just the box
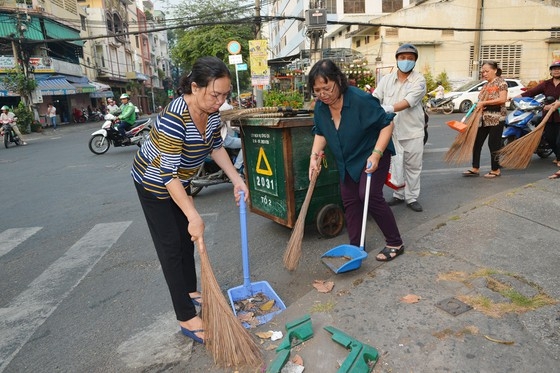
[316,204,344,238]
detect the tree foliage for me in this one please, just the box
[1,69,37,96]
[169,0,255,76]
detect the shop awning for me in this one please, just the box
[0,14,43,40]
[89,81,113,98]
[0,82,15,97]
[90,81,112,91]
[90,90,114,98]
[43,19,83,46]
[65,75,96,93]
[37,78,77,95]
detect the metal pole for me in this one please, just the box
[235,64,241,109]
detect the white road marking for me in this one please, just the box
[0,222,132,372]
[0,228,42,258]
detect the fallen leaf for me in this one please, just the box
[401,294,421,304]
[264,344,278,351]
[484,335,515,345]
[292,354,304,366]
[237,312,254,323]
[313,280,334,293]
[255,331,273,339]
[260,299,275,311]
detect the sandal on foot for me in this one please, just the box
[462,169,479,177]
[548,171,560,180]
[484,171,501,179]
[180,326,205,344]
[376,245,405,262]
[190,296,202,307]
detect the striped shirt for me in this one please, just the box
[131,95,223,199]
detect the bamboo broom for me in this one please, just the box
[497,108,555,169]
[221,107,313,121]
[283,167,320,271]
[196,237,263,368]
[444,108,484,164]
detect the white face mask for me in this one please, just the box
[397,60,416,73]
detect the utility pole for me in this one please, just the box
[472,0,484,79]
[12,10,38,129]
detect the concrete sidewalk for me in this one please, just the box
[259,178,560,372]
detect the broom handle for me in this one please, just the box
[298,168,320,226]
[238,191,251,290]
[359,171,372,249]
[460,102,478,122]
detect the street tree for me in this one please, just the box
[168,0,254,87]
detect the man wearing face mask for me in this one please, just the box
[373,44,427,212]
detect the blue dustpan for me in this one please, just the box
[322,172,371,273]
[227,191,286,327]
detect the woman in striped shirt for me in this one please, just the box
[132,56,248,344]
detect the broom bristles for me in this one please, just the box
[197,239,263,368]
[283,169,320,271]
[497,108,555,169]
[220,107,281,121]
[444,109,483,164]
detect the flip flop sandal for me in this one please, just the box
[190,296,202,307]
[462,170,479,177]
[375,245,405,262]
[548,172,560,180]
[484,172,501,179]
[180,326,205,344]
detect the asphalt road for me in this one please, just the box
[0,113,557,372]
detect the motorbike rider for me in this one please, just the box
[428,81,445,107]
[0,105,27,145]
[519,61,560,166]
[116,93,136,143]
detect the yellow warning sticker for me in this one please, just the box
[256,147,273,176]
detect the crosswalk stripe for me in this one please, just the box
[0,228,42,258]
[0,221,132,372]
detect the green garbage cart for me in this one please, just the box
[239,116,344,238]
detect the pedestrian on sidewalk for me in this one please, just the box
[463,60,508,179]
[47,103,57,130]
[373,43,427,212]
[308,59,405,262]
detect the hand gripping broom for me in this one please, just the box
[196,237,262,368]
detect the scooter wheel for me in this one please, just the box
[442,102,454,114]
[88,134,111,154]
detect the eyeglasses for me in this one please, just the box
[206,85,233,102]
[312,84,336,98]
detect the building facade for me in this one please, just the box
[0,0,172,124]
[267,0,560,89]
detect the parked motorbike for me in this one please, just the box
[89,109,104,122]
[73,108,86,123]
[189,147,243,196]
[88,113,152,155]
[502,94,554,159]
[426,94,457,115]
[1,117,22,148]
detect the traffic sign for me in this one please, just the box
[227,41,241,55]
[229,54,243,65]
[237,63,248,71]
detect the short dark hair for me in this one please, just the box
[482,60,502,77]
[308,59,348,95]
[178,56,231,95]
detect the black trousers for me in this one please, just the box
[135,182,197,322]
[543,122,560,161]
[472,121,504,171]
